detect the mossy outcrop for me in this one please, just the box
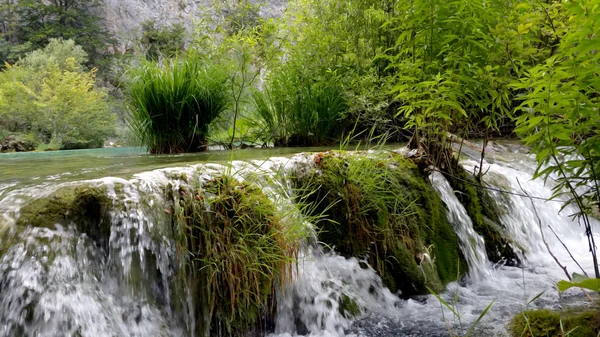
[171,175,300,337]
[16,185,112,248]
[444,168,521,266]
[509,309,600,337]
[295,151,465,298]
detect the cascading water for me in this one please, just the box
[429,172,490,280]
[0,144,597,337]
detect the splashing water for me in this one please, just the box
[0,145,598,337]
[429,171,491,280]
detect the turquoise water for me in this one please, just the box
[0,145,397,196]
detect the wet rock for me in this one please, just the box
[0,135,36,152]
[16,185,112,250]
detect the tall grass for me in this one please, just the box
[251,65,347,146]
[172,174,302,336]
[125,52,229,154]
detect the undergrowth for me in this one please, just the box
[172,174,302,336]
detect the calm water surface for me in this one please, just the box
[0,145,400,197]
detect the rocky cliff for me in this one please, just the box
[101,0,288,52]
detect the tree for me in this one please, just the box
[0,39,115,149]
[513,0,600,278]
[13,0,113,67]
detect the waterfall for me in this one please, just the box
[0,147,597,337]
[429,171,491,279]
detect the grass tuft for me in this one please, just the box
[125,51,229,154]
[172,174,301,336]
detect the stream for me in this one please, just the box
[0,143,597,337]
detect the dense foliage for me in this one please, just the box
[125,51,229,154]
[0,39,114,150]
[140,20,186,61]
[0,0,113,67]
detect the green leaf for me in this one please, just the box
[557,275,600,292]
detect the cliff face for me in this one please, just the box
[101,0,288,52]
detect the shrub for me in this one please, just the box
[125,52,229,154]
[251,64,347,146]
[0,41,115,149]
[171,174,301,336]
[140,20,186,61]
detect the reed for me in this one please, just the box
[126,52,229,154]
[172,174,302,336]
[251,65,347,146]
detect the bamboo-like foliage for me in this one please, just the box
[172,174,301,336]
[126,51,229,154]
[250,64,347,146]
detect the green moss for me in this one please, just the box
[444,168,521,265]
[172,175,300,337]
[296,151,464,297]
[16,185,112,247]
[339,294,361,318]
[509,309,600,337]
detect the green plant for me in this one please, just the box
[125,51,229,154]
[252,64,347,146]
[513,0,600,278]
[140,20,186,61]
[0,41,115,149]
[172,174,303,336]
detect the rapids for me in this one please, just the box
[0,143,597,337]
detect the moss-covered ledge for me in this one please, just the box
[16,184,112,248]
[444,168,521,266]
[294,151,465,298]
[509,308,600,337]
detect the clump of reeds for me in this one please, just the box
[250,64,347,147]
[126,51,229,154]
[172,174,300,336]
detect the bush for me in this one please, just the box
[251,64,347,146]
[125,51,229,154]
[140,20,186,61]
[171,175,301,336]
[0,40,115,149]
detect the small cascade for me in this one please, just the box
[0,146,598,337]
[429,171,491,279]
[271,248,400,337]
[473,157,600,276]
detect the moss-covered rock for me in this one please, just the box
[444,168,521,266]
[16,185,112,248]
[509,309,600,337]
[171,175,300,337]
[339,294,361,319]
[295,151,465,298]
